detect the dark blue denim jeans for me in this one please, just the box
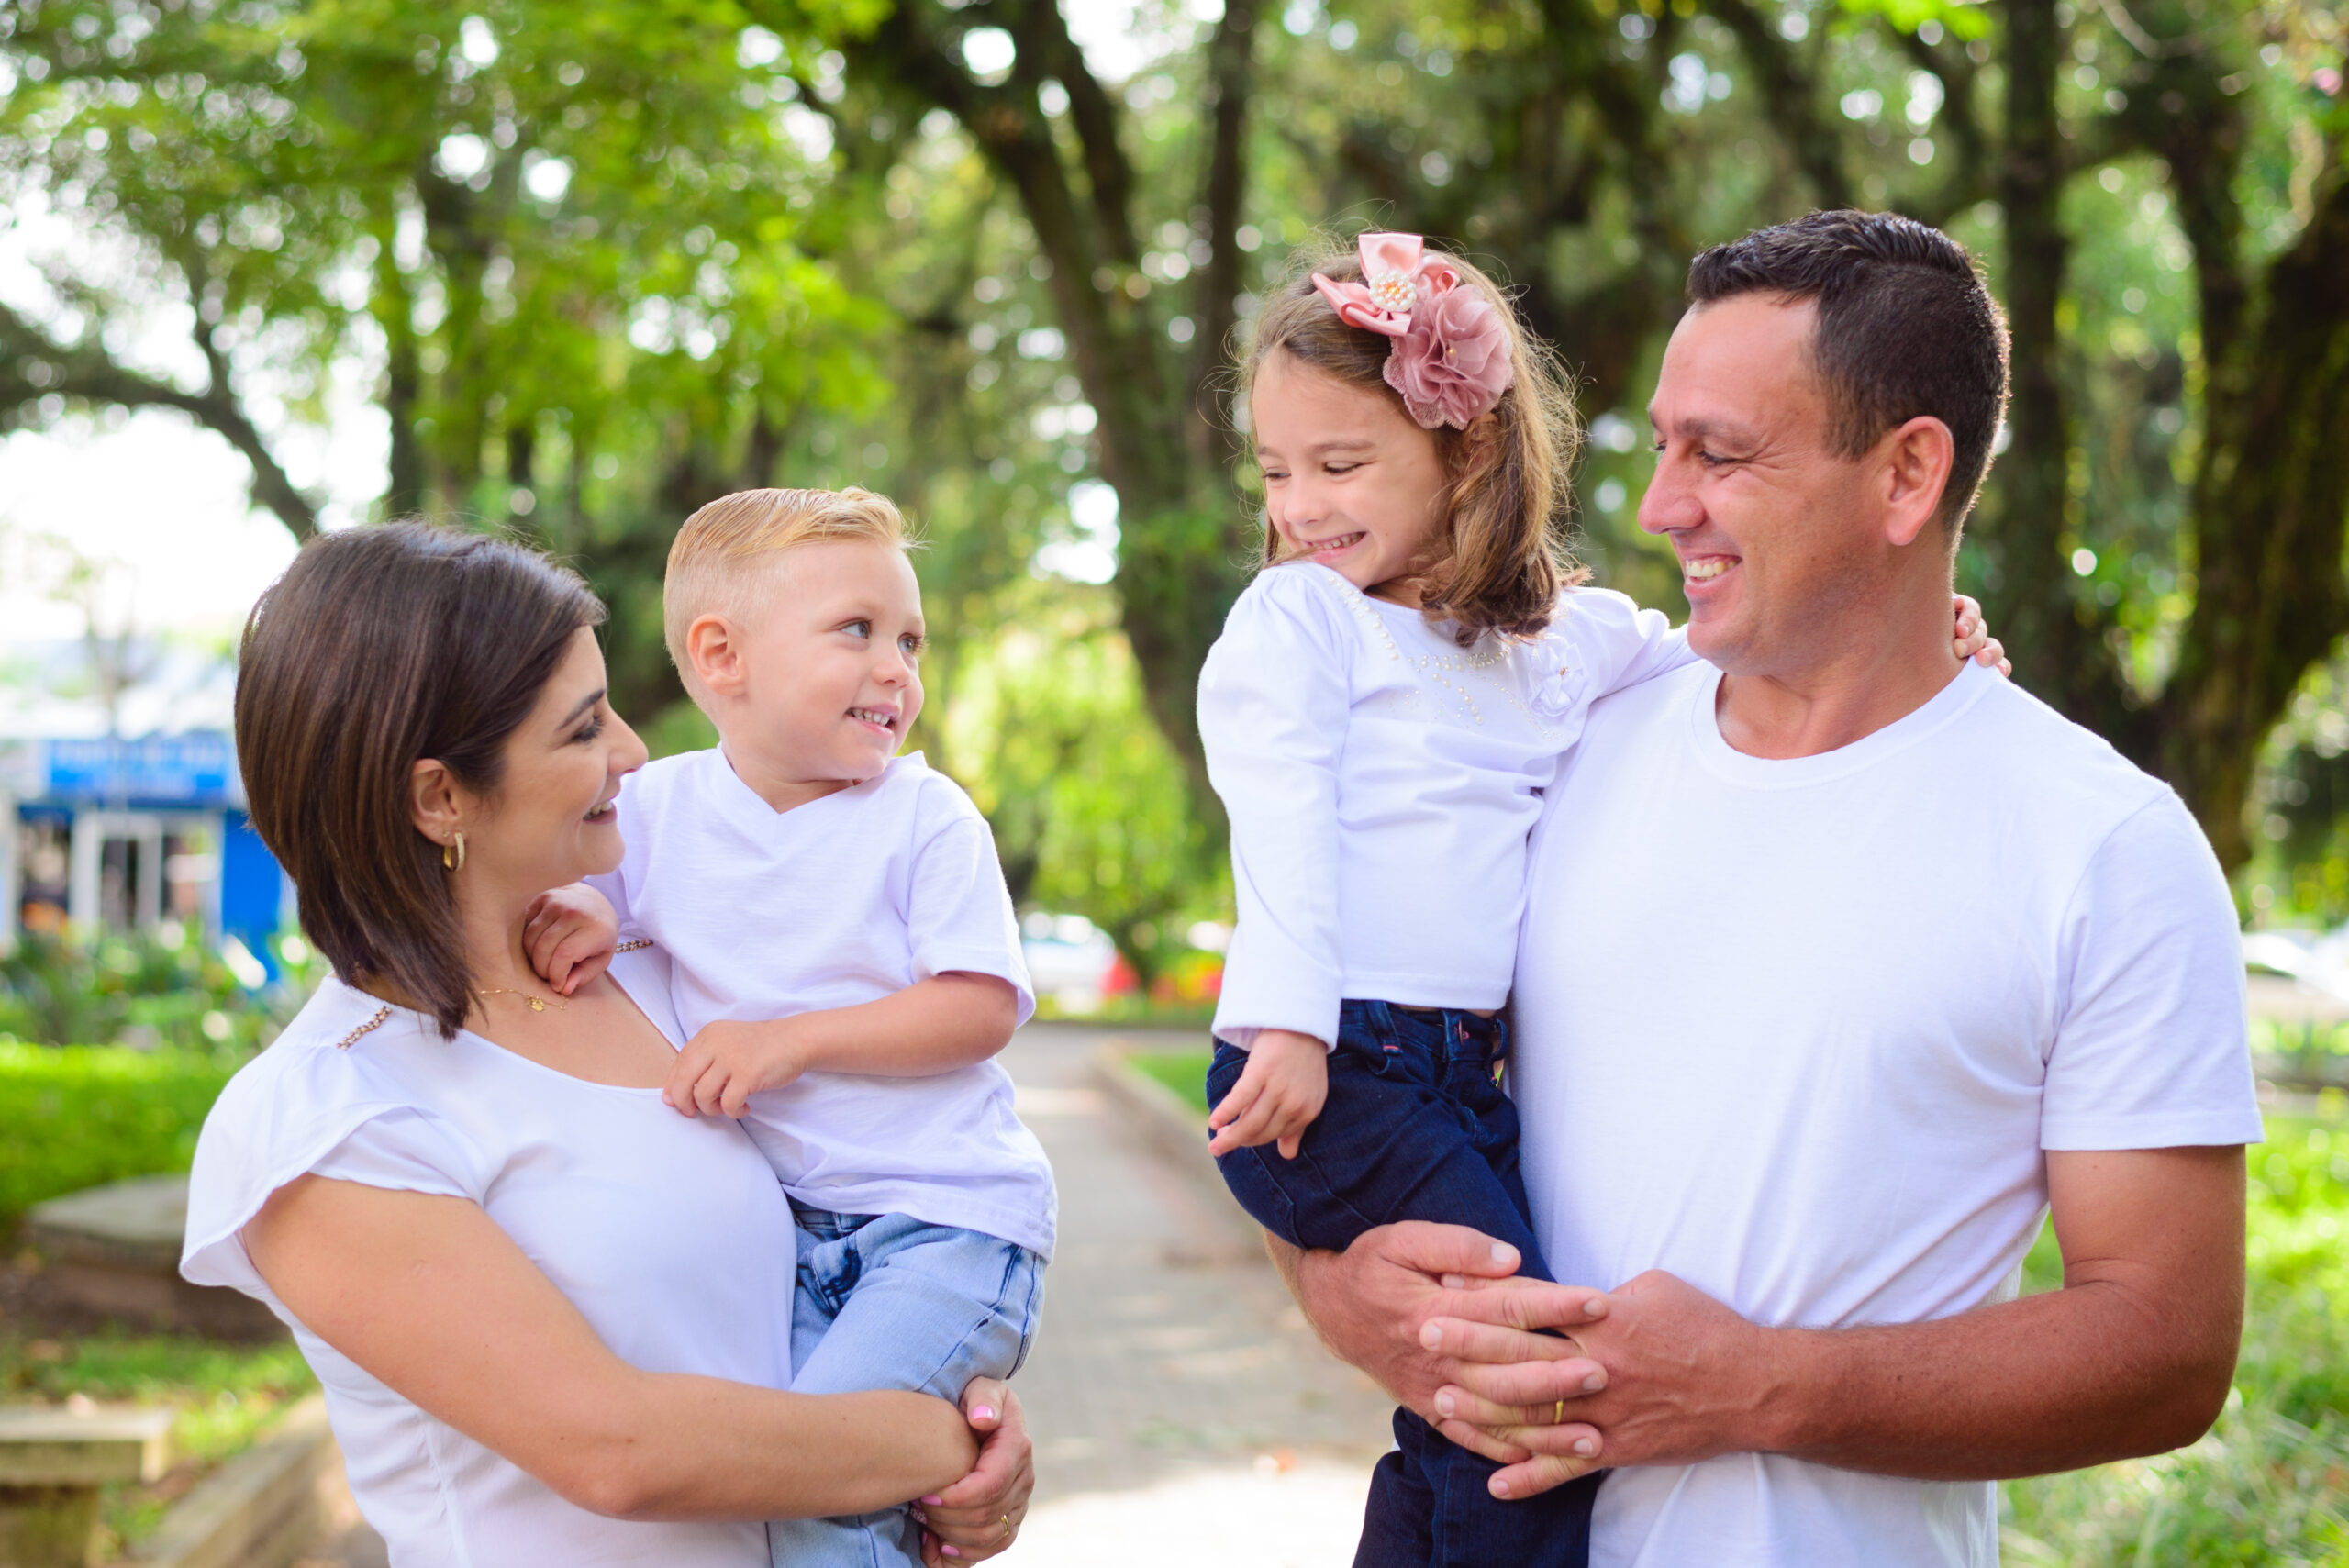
[1208,1000,1601,1568]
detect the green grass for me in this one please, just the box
[1,1329,317,1557]
[0,1043,241,1234]
[1128,1046,1212,1109]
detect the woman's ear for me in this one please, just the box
[408,758,463,850]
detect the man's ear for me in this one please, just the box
[686,613,750,698]
[1879,416,1955,550]
[408,758,463,849]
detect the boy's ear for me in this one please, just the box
[686,613,750,697]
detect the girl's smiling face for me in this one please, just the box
[1252,350,1452,605]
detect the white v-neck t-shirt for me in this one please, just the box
[182,950,796,1567]
[1514,660,2262,1567]
[591,750,1053,1258]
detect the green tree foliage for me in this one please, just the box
[0,0,2343,944]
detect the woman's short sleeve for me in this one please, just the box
[182,1005,489,1305]
[306,1109,480,1200]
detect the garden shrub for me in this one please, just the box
[0,1043,239,1233]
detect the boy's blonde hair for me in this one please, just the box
[663,487,908,687]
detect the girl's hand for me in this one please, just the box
[1208,1029,1330,1160]
[1952,594,2010,677]
[521,884,620,995]
[914,1381,1033,1563]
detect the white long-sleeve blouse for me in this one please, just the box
[1197,562,1696,1048]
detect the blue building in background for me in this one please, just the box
[0,731,291,958]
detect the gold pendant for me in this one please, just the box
[527,998,547,1012]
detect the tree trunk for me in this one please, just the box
[2158,159,2349,870]
[1988,0,2101,712]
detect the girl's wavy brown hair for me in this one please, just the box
[1241,238,1586,645]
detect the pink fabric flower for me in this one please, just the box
[1384,284,1513,430]
[1310,231,1511,428]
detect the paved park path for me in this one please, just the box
[304,1021,1395,1566]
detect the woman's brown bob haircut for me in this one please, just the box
[235,524,606,1039]
[1242,238,1586,645]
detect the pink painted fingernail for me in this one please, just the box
[922,1496,943,1506]
[973,1406,996,1421]
[942,1548,962,1558]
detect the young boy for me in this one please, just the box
[525,487,1052,1568]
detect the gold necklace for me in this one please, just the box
[475,986,569,1014]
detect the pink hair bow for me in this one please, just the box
[1310,232,1513,430]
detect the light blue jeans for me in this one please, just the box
[767,1205,1046,1568]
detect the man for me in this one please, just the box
[1271,210,2260,1565]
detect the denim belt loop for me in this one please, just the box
[1360,997,1400,1051]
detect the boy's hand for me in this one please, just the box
[666,1018,810,1118]
[1952,594,2010,677]
[1208,1029,1330,1160]
[521,884,619,995]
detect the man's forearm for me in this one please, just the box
[1757,1272,2238,1480]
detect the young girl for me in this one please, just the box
[1197,232,2001,1568]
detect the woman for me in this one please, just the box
[181,523,1030,1565]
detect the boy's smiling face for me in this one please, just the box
[688,539,926,810]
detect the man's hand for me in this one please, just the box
[1274,1223,1608,1456]
[1418,1146,2247,1499]
[522,884,620,996]
[914,1381,1033,1564]
[1208,1029,1331,1159]
[665,1018,809,1118]
[1422,1268,1776,1498]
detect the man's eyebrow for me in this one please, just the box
[1650,411,1761,447]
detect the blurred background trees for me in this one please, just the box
[1,0,2343,971]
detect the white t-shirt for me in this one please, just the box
[1513,659,2263,1568]
[592,750,1054,1258]
[182,951,796,1568]
[1197,563,1694,1046]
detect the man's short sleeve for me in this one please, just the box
[2041,791,2263,1151]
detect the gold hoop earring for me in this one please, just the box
[442,831,466,872]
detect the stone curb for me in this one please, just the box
[1088,1040,1265,1261]
[134,1394,342,1568]
[1089,1040,1214,1177]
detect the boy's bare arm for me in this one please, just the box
[770,973,1021,1077]
[666,973,1020,1118]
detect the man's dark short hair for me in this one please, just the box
[1687,210,2011,529]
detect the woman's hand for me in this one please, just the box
[914,1380,1034,1563]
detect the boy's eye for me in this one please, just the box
[842,618,871,639]
[898,633,925,658]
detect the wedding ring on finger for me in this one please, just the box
[1553,1398,1564,1425]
